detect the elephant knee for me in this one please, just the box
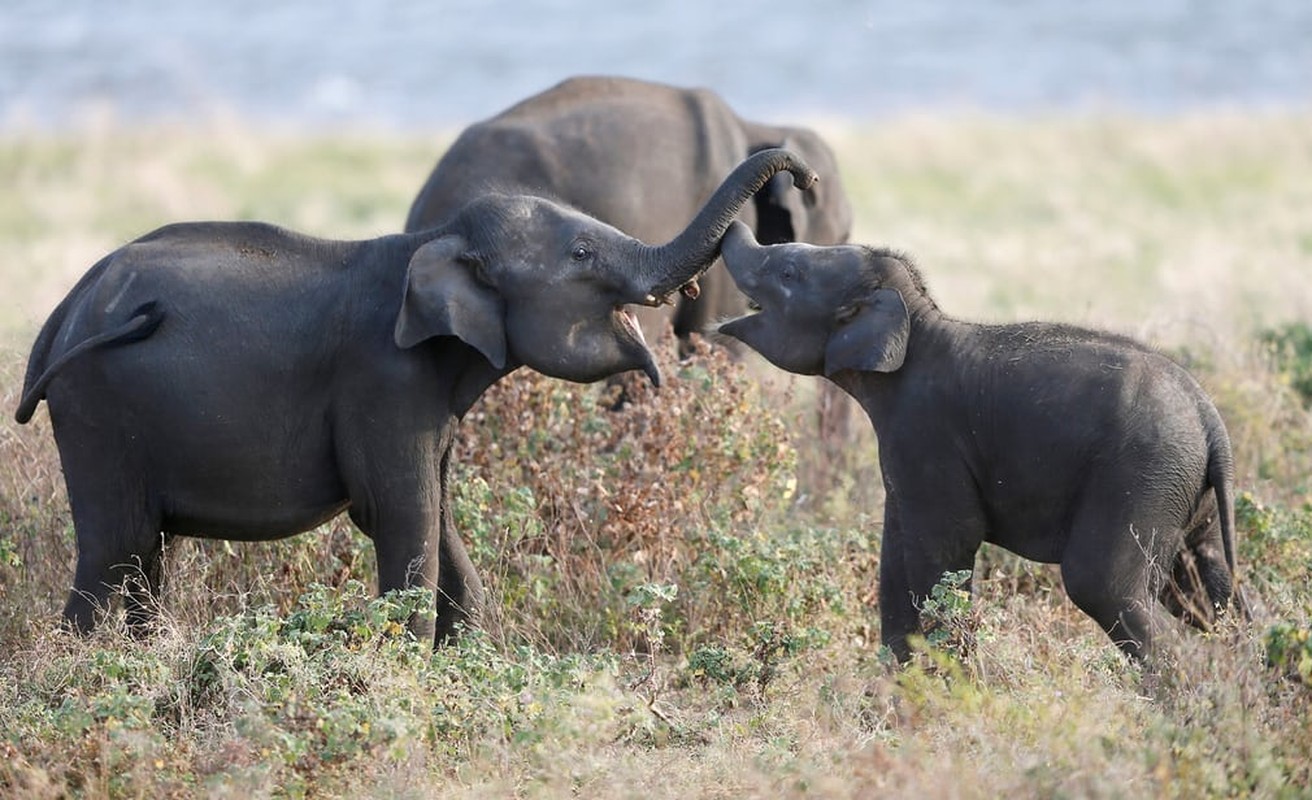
[1062,562,1163,660]
[1061,564,1127,624]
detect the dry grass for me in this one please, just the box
[1,113,1310,798]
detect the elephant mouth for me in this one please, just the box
[724,291,764,323]
[614,304,661,386]
[716,290,763,341]
[615,305,647,344]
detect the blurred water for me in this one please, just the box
[2,0,1309,130]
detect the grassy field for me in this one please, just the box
[1,112,1311,798]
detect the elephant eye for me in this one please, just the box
[836,304,861,324]
[570,242,594,262]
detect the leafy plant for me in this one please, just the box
[1234,492,1312,618]
[914,569,982,664]
[1264,622,1312,685]
[451,335,809,651]
[1260,322,1312,406]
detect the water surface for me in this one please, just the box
[3,0,1309,129]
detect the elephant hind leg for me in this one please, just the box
[64,552,117,634]
[1162,544,1232,631]
[1061,561,1160,662]
[1162,489,1234,629]
[57,441,163,635]
[1061,517,1180,663]
[123,536,170,635]
[64,533,164,635]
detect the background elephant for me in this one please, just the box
[15,151,817,643]
[716,222,1241,663]
[404,75,853,352]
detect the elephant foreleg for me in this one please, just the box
[434,447,485,643]
[349,474,442,644]
[370,523,440,643]
[877,529,919,663]
[878,496,981,663]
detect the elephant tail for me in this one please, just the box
[1204,411,1247,618]
[14,300,164,424]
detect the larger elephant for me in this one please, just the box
[15,150,817,643]
[716,222,1241,663]
[404,75,853,351]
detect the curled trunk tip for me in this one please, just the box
[746,147,820,191]
[637,147,819,300]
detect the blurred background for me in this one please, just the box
[3,0,1310,131]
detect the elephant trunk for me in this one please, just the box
[632,148,817,304]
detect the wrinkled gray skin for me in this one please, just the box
[718,222,1239,663]
[15,151,817,644]
[405,75,852,353]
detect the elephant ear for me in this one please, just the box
[394,235,507,368]
[824,287,909,376]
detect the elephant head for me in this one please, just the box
[747,126,853,247]
[396,149,818,386]
[718,221,920,377]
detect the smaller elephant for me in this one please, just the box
[16,150,817,642]
[404,75,853,353]
[717,222,1240,663]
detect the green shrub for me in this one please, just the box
[1231,492,1312,698]
[1260,322,1312,406]
[1235,492,1312,617]
[1263,622,1312,685]
[2,581,644,796]
[453,335,841,652]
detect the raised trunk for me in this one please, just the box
[633,148,817,303]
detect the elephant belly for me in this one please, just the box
[982,499,1073,564]
[152,427,350,540]
[986,523,1067,564]
[162,496,350,540]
